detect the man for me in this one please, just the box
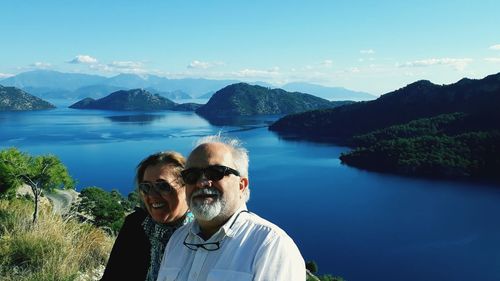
[156,135,305,281]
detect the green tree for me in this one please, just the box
[78,186,125,233]
[306,261,319,274]
[0,148,74,224]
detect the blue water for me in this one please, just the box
[1,107,500,281]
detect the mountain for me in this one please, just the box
[73,85,126,99]
[199,82,275,100]
[196,83,341,118]
[0,70,240,98]
[21,87,74,100]
[0,70,106,91]
[145,88,192,100]
[0,70,374,101]
[0,85,55,111]
[281,82,376,101]
[338,112,500,180]
[69,89,201,111]
[270,73,500,140]
[143,77,239,98]
[199,91,216,99]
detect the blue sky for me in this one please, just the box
[1,0,499,95]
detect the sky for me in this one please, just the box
[1,0,499,95]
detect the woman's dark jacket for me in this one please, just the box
[100,208,150,281]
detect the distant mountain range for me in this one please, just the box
[196,83,353,119]
[69,89,201,111]
[0,70,374,101]
[281,82,375,101]
[145,88,192,100]
[0,85,55,111]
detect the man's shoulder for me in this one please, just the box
[240,212,292,240]
[168,220,193,241]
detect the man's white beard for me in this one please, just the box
[189,188,226,221]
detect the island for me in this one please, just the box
[0,85,55,111]
[196,82,353,118]
[69,88,202,111]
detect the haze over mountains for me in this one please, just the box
[0,70,375,101]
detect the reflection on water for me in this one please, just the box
[198,113,282,127]
[106,114,166,124]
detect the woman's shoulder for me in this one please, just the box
[124,207,149,225]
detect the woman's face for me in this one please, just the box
[140,164,188,224]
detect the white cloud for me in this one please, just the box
[489,44,500,50]
[87,60,147,74]
[187,60,224,69]
[398,58,473,71]
[30,62,52,69]
[109,61,143,69]
[348,67,360,73]
[484,57,500,63]
[360,49,375,54]
[0,73,14,79]
[188,60,210,69]
[234,67,280,78]
[321,60,334,68]
[68,55,98,64]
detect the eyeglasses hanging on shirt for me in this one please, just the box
[183,210,250,251]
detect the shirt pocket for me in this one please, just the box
[207,269,253,281]
[156,267,181,281]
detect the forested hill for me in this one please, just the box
[0,85,55,111]
[269,72,500,181]
[196,83,351,118]
[269,72,500,139]
[69,89,201,111]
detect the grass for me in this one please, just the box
[0,197,114,281]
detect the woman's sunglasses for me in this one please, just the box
[138,180,175,194]
[181,165,240,185]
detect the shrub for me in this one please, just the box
[0,198,113,281]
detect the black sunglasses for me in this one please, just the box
[181,165,240,185]
[138,180,175,194]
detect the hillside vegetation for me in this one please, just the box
[0,198,113,281]
[196,83,351,118]
[0,85,55,111]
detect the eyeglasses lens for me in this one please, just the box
[138,180,173,194]
[182,166,227,184]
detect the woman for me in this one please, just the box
[101,151,193,281]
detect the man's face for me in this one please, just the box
[185,143,247,223]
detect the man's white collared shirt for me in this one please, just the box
[156,208,305,281]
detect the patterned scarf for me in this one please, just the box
[142,212,194,281]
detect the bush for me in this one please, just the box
[0,198,113,281]
[78,187,126,233]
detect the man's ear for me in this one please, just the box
[239,177,249,192]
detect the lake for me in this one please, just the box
[1,106,499,281]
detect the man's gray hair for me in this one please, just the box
[194,134,250,202]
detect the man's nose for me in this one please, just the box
[196,173,211,188]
